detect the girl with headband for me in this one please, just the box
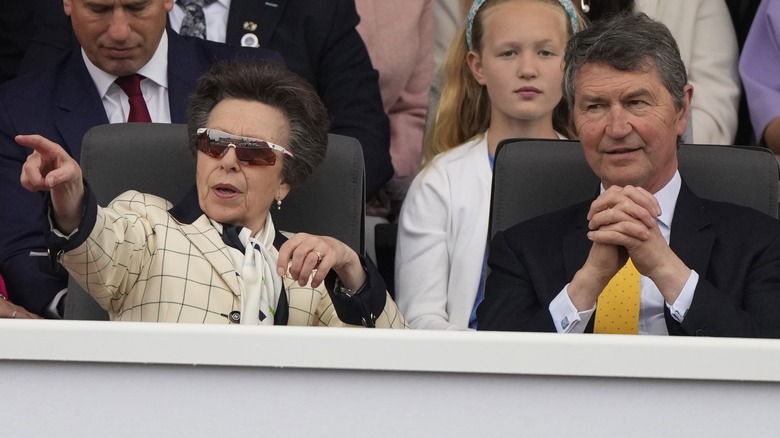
[396,0,586,330]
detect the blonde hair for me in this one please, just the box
[423,0,587,165]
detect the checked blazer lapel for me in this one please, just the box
[168,187,242,296]
[179,215,244,297]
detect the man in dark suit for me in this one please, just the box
[477,12,780,338]
[22,0,393,199]
[0,0,281,318]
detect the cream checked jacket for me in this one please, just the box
[54,189,405,328]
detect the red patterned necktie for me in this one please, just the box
[115,74,152,123]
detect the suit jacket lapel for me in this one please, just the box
[669,181,715,278]
[226,0,288,48]
[54,51,109,159]
[166,30,199,124]
[562,201,593,281]
[168,187,241,294]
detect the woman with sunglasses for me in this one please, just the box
[18,60,405,328]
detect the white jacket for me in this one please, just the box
[395,134,491,330]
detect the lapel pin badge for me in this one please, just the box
[241,33,260,48]
[243,21,258,31]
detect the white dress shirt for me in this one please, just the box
[82,31,171,124]
[169,0,231,43]
[548,171,699,335]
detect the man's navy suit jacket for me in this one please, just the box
[478,182,780,338]
[224,0,392,196]
[0,29,281,314]
[22,0,393,198]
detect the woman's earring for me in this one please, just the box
[581,0,590,13]
[276,198,282,211]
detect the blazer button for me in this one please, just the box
[695,329,705,336]
[229,311,241,323]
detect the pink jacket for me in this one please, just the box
[356,0,435,196]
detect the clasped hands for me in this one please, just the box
[568,185,690,311]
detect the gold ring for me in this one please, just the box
[313,250,323,263]
[11,310,18,319]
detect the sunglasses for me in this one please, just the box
[196,128,293,166]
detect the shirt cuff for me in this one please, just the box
[549,285,595,333]
[325,256,387,327]
[666,269,698,323]
[50,218,79,239]
[44,288,68,319]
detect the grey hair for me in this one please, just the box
[563,12,688,111]
[187,60,330,186]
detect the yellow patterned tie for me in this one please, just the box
[593,258,640,334]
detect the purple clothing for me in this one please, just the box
[740,0,780,141]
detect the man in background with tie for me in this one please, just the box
[477,12,780,338]
[0,0,281,318]
[22,0,393,200]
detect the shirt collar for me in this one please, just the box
[82,29,170,98]
[168,185,204,224]
[653,170,681,230]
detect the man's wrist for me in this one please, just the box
[568,268,608,311]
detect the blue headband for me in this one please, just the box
[466,0,580,51]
